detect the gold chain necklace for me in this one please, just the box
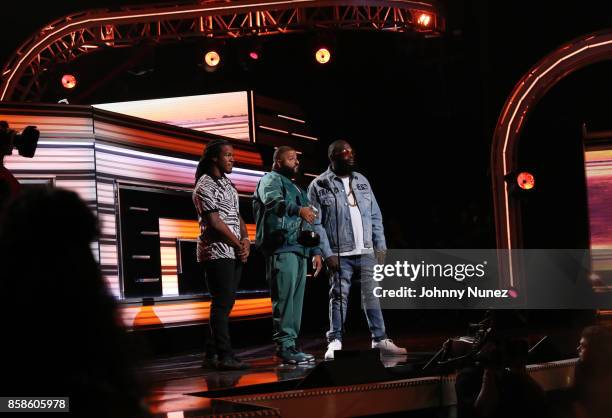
[347,187,358,207]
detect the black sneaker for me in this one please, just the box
[217,356,250,371]
[298,349,315,362]
[278,347,310,365]
[293,347,315,362]
[201,354,218,369]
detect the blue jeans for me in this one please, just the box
[326,253,387,342]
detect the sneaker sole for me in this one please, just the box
[283,359,311,365]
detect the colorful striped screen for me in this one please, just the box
[1,103,269,327]
[585,148,612,273]
[94,92,251,141]
[158,218,256,297]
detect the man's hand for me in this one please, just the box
[375,250,386,265]
[299,207,316,224]
[312,255,323,277]
[238,239,250,263]
[325,255,340,273]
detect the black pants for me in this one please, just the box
[204,258,242,359]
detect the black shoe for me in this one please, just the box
[217,356,250,371]
[293,346,315,362]
[277,347,311,365]
[201,354,218,369]
[298,349,315,362]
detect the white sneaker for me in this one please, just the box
[325,339,342,360]
[372,339,407,356]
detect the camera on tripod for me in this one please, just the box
[424,311,532,371]
[0,121,40,158]
[423,311,498,370]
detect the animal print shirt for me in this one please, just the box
[193,174,241,261]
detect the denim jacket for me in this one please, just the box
[307,168,386,259]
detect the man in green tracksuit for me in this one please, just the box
[253,146,323,364]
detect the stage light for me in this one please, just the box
[516,171,535,190]
[204,50,221,67]
[505,170,536,197]
[239,41,262,71]
[61,74,77,89]
[416,13,432,27]
[315,47,331,64]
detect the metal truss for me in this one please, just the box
[1,0,443,102]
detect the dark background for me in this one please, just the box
[3,1,612,340]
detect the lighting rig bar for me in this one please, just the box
[1,0,442,102]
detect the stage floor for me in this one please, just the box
[143,332,444,414]
[140,320,589,416]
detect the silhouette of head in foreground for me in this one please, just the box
[0,187,149,417]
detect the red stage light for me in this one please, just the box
[516,172,535,190]
[249,51,259,60]
[416,13,432,27]
[61,74,77,89]
[315,47,331,64]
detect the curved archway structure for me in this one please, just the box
[491,30,612,286]
[1,0,443,102]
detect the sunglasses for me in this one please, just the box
[334,148,355,158]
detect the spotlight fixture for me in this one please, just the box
[416,12,432,27]
[61,74,77,89]
[249,51,260,60]
[505,170,536,197]
[315,47,331,64]
[204,50,221,67]
[516,171,535,190]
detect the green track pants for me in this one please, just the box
[266,252,307,350]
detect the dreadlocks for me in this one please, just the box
[195,139,230,183]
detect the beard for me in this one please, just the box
[333,159,356,176]
[277,164,298,178]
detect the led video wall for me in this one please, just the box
[1,102,268,328]
[0,94,319,327]
[584,140,612,280]
[93,91,252,141]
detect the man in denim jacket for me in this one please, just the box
[308,140,407,359]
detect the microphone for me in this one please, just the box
[317,179,333,192]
